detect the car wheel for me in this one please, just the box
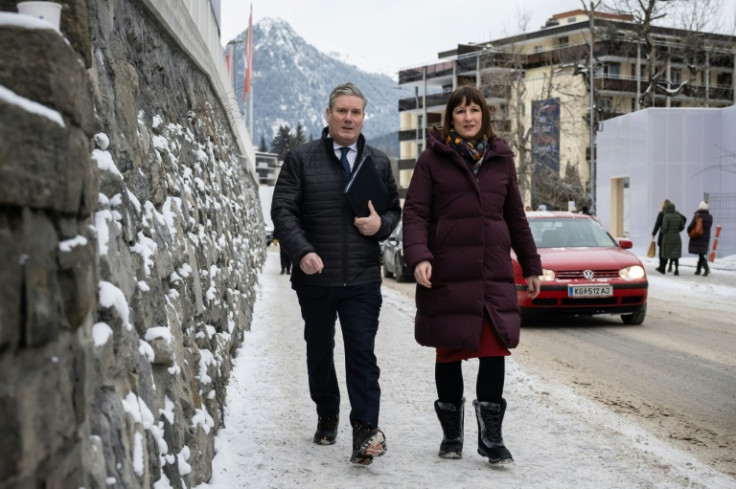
[383,263,393,278]
[394,256,407,282]
[621,304,647,325]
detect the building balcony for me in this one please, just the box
[398,92,451,111]
[399,129,423,141]
[399,60,454,84]
[593,75,734,102]
[398,158,417,170]
[399,85,510,113]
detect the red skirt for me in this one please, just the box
[436,311,510,363]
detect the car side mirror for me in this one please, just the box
[617,239,633,249]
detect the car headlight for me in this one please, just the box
[540,269,556,281]
[619,265,645,280]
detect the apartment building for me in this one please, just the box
[255,151,281,185]
[396,9,736,206]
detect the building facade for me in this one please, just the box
[397,9,736,208]
[255,151,281,185]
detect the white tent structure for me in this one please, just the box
[596,106,736,258]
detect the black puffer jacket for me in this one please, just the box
[271,128,401,286]
[687,209,713,255]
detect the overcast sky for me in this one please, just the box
[219,0,736,78]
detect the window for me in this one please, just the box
[534,45,543,53]
[606,63,620,79]
[558,36,569,47]
[671,69,681,85]
[598,97,613,113]
[630,64,645,80]
[717,73,732,87]
[567,17,577,23]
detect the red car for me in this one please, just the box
[512,212,648,325]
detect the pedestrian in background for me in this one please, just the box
[687,200,713,276]
[652,199,670,272]
[657,201,686,275]
[402,85,541,464]
[271,82,401,465]
[273,228,291,275]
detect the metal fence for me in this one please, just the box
[706,192,736,260]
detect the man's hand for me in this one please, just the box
[414,260,432,288]
[300,252,324,275]
[525,275,541,299]
[354,200,381,236]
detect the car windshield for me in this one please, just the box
[529,218,617,248]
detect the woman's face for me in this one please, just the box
[452,98,483,141]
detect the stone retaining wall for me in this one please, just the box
[0,1,264,487]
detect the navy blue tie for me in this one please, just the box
[339,147,351,176]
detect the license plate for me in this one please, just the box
[567,285,613,297]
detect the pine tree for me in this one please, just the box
[258,134,268,152]
[271,125,293,160]
[293,122,306,148]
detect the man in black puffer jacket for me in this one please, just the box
[271,83,400,465]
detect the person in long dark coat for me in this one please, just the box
[658,202,686,275]
[651,199,670,272]
[687,200,714,276]
[403,86,541,464]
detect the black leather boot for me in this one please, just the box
[473,399,513,464]
[434,398,464,459]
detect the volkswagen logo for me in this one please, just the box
[583,269,595,280]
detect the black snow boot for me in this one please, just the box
[434,398,464,459]
[473,399,513,464]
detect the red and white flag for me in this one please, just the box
[225,42,233,81]
[242,4,253,102]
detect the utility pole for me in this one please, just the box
[414,86,420,155]
[588,1,596,212]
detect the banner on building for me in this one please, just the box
[531,98,560,173]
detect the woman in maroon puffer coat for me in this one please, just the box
[403,86,542,464]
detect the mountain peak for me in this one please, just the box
[256,17,297,36]
[228,18,400,154]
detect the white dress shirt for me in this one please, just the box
[333,142,358,172]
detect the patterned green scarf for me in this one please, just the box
[445,128,489,175]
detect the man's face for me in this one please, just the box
[326,95,365,147]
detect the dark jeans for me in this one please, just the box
[294,282,382,427]
[280,248,291,273]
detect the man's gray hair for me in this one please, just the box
[328,83,367,111]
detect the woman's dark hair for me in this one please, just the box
[441,85,495,142]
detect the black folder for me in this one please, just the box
[344,155,390,217]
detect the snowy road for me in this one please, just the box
[196,249,736,489]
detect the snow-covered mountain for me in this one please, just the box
[228,18,400,154]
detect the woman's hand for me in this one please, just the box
[414,260,432,288]
[525,275,540,299]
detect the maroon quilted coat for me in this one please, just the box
[403,131,541,350]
